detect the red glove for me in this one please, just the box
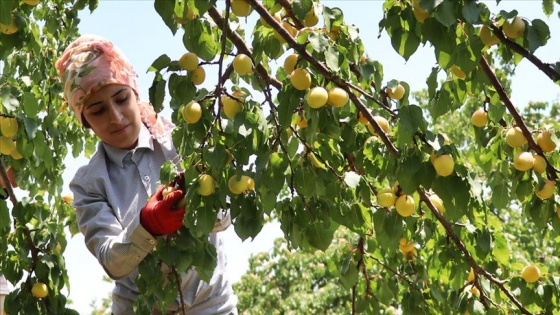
[140,185,186,236]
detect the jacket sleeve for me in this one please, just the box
[70,167,157,280]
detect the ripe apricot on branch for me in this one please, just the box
[502,17,525,39]
[387,83,405,100]
[191,66,206,85]
[467,268,475,283]
[471,109,488,128]
[274,21,297,43]
[244,176,255,190]
[308,153,326,169]
[450,65,466,80]
[303,7,319,27]
[231,0,253,17]
[469,285,480,297]
[536,179,555,200]
[327,87,349,108]
[197,174,215,196]
[290,68,312,90]
[0,117,18,138]
[366,116,390,136]
[537,130,556,152]
[480,25,500,46]
[358,110,371,125]
[284,54,298,74]
[513,151,534,172]
[306,87,328,109]
[182,101,202,124]
[233,53,254,75]
[295,113,308,128]
[412,0,430,23]
[24,0,40,5]
[62,195,73,205]
[532,154,547,174]
[31,282,48,298]
[0,136,16,155]
[428,194,445,214]
[377,189,397,208]
[228,175,249,195]
[0,19,18,35]
[222,94,244,119]
[179,52,199,72]
[505,126,527,148]
[399,238,417,258]
[433,154,455,177]
[521,264,540,283]
[395,194,415,217]
[260,12,281,28]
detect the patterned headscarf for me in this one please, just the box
[55,35,170,139]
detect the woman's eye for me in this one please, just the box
[116,97,129,105]
[91,108,104,115]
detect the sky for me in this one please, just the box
[38,1,560,313]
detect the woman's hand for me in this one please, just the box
[140,185,185,236]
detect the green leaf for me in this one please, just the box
[422,19,454,54]
[292,0,313,21]
[293,167,316,197]
[542,0,554,17]
[0,0,17,24]
[491,183,509,210]
[475,229,492,259]
[461,0,480,25]
[397,154,422,194]
[308,31,329,54]
[389,23,421,61]
[397,105,427,147]
[492,232,510,265]
[305,220,336,251]
[22,92,39,117]
[182,19,219,61]
[154,0,178,35]
[426,67,439,98]
[277,86,304,127]
[148,54,171,72]
[324,46,340,72]
[339,255,359,289]
[149,73,166,111]
[527,19,550,54]
[322,6,344,31]
[0,200,10,230]
[434,0,457,27]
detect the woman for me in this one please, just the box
[55,35,237,314]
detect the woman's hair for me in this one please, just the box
[55,35,171,140]
[55,35,139,125]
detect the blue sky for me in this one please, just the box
[57,1,560,313]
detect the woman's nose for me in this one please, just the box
[107,103,123,123]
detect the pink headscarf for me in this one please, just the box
[55,35,170,138]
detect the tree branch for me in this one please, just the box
[479,56,558,180]
[490,24,560,83]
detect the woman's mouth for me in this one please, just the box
[112,124,130,134]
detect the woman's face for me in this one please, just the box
[82,84,141,150]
